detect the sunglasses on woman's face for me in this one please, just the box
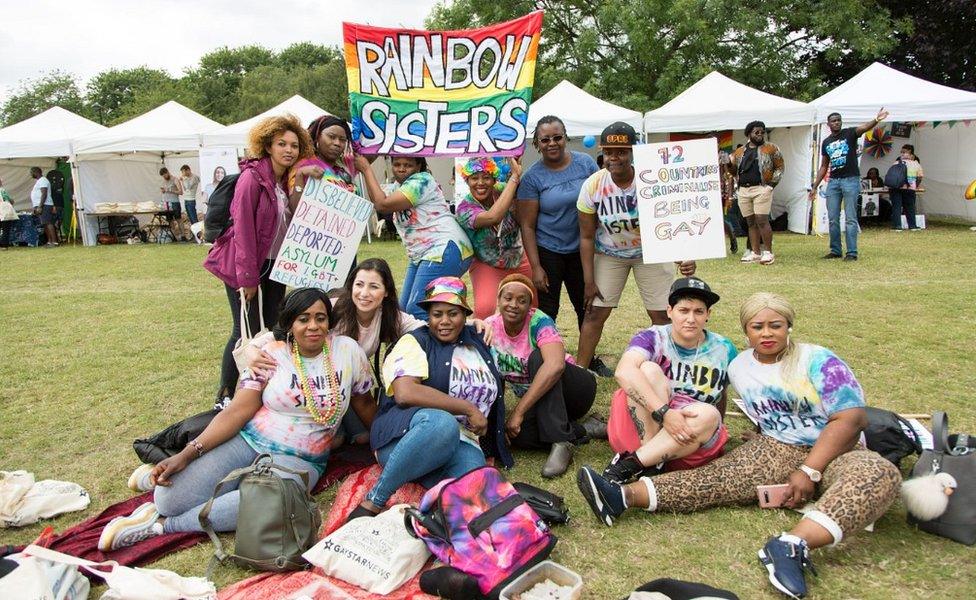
[538,135,565,145]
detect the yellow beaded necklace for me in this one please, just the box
[292,338,342,426]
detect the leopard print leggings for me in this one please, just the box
[652,434,901,536]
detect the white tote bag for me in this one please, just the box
[12,545,216,600]
[0,554,90,600]
[231,288,270,375]
[303,504,430,595]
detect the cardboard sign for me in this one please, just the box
[634,138,726,262]
[343,11,542,157]
[269,179,371,291]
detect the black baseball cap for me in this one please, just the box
[599,121,637,148]
[669,277,720,308]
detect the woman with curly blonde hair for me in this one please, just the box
[204,113,313,407]
[454,156,534,319]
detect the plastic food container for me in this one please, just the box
[499,560,583,600]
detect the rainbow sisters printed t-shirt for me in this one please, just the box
[386,172,473,264]
[576,169,642,259]
[485,308,567,397]
[728,344,865,446]
[382,334,498,429]
[238,336,375,469]
[625,325,738,406]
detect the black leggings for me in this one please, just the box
[536,247,586,330]
[217,260,286,399]
[510,349,597,449]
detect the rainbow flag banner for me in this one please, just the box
[343,11,542,157]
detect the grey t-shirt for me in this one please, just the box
[180,174,200,200]
[160,177,180,204]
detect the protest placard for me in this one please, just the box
[342,11,542,157]
[634,138,727,262]
[269,179,372,291]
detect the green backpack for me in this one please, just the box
[199,454,321,575]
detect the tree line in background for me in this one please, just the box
[1,0,973,128]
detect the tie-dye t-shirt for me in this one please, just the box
[728,344,865,447]
[382,334,498,428]
[387,172,473,264]
[625,325,738,406]
[455,194,524,269]
[485,309,569,397]
[576,169,641,259]
[896,158,925,190]
[238,337,375,470]
[290,156,361,195]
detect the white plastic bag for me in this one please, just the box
[303,504,430,594]
[16,545,216,600]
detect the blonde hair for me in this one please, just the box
[739,292,802,384]
[246,113,313,160]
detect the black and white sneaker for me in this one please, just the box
[588,357,614,378]
[576,465,626,527]
[602,451,646,484]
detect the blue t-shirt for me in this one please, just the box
[517,151,598,253]
[729,344,865,446]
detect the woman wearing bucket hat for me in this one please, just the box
[576,121,696,373]
[455,156,537,319]
[484,274,601,477]
[349,277,511,520]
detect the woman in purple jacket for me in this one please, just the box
[204,114,314,408]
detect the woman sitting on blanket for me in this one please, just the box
[484,274,600,478]
[576,292,901,599]
[98,288,377,551]
[347,276,511,521]
[240,259,493,447]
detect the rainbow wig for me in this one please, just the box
[459,157,511,185]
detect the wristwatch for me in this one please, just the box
[651,405,670,425]
[799,464,822,483]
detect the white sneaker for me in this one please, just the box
[127,463,155,492]
[759,251,775,265]
[740,250,760,263]
[98,502,162,551]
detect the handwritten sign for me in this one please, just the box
[342,11,542,157]
[634,138,726,262]
[269,179,371,291]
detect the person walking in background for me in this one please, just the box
[179,165,201,225]
[810,108,889,261]
[30,166,58,247]
[731,121,783,265]
[889,144,923,231]
[517,115,608,374]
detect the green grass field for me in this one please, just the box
[2,221,975,598]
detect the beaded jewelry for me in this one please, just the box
[293,339,342,426]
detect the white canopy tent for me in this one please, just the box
[812,62,976,222]
[526,80,643,137]
[644,72,817,233]
[202,95,331,148]
[72,101,222,245]
[0,107,105,211]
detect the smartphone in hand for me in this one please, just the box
[757,484,792,508]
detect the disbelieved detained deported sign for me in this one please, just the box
[269,180,371,292]
[343,11,542,157]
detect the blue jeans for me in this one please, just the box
[184,200,198,224]
[155,434,320,533]
[400,241,472,320]
[825,176,861,257]
[365,408,485,508]
[889,188,917,229]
